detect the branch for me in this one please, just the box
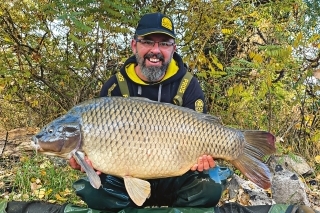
[256,28,268,45]
[272,70,285,83]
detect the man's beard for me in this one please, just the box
[135,52,172,82]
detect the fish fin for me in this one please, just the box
[130,97,152,101]
[203,115,223,124]
[73,151,101,189]
[123,176,151,206]
[231,131,276,189]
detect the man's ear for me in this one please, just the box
[131,39,137,53]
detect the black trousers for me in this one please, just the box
[4,201,317,213]
[73,171,223,212]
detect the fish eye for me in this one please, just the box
[47,127,54,134]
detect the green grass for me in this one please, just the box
[1,152,85,206]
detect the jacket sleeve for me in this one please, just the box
[182,77,207,113]
[99,75,122,97]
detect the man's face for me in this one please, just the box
[132,33,176,82]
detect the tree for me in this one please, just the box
[0,0,319,159]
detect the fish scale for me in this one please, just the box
[32,96,276,206]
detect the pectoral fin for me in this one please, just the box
[123,176,151,206]
[73,151,101,189]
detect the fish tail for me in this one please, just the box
[230,130,276,189]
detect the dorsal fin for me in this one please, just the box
[203,114,223,124]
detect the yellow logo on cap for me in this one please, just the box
[162,17,173,30]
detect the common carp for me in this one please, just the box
[31,97,276,206]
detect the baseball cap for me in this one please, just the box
[135,12,176,38]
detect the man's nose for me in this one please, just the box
[150,42,161,53]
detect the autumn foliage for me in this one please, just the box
[0,0,319,164]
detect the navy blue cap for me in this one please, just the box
[135,13,175,38]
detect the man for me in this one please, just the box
[68,12,221,211]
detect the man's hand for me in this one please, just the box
[190,155,215,172]
[69,156,102,175]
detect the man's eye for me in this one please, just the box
[141,40,153,45]
[160,42,173,46]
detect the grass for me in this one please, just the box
[1,152,86,206]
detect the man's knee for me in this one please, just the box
[3,201,64,213]
[174,176,223,207]
[73,175,136,211]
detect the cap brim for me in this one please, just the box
[136,28,175,38]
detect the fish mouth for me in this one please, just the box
[30,137,71,159]
[31,137,43,153]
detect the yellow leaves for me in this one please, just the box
[227,84,244,97]
[30,178,46,199]
[19,155,30,163]
[55,188,72,201]
[249,52,263,63]
[22,0,36,7]
[33,188,46,199]
[33,188,53,199]
[31,100,39,108]
[315,156,320,164]
[207,52,226,77]
[221,28,234,35]
[0,81,4,93]
[248,11,259,18]
[55,194,67,202]
[309,34,320,43]
[210,53,224,71]
[293,32,303,48]
[3,36,12,43]
[197,54,206,64]
[40,170,47,176]
[265,71,272,87]
[40,160,52,169]
[311,130,320,143]
[196,53,226,78]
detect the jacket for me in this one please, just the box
[100,52,206,113]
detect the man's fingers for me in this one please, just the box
[197,157,204,172]
[191,155,216,172]
[69,157,81,170]
[202,155,210,170]
[190,164,198,171]
[207,155,215,168]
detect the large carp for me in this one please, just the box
[31,97,276,206]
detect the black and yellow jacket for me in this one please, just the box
[100,52,206,113]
